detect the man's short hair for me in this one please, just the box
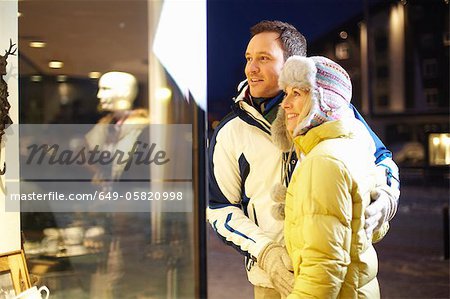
[250,20,307,60]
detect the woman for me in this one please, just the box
[274,56,388,298]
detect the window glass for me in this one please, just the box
[17,1,206,298]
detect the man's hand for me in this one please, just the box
[258,242,294,298]
[365,185,399,239]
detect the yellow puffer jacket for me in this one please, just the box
[284,118,388,299]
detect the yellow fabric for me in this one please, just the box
[284,118,387,299]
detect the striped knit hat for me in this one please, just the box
[278,55,354,136]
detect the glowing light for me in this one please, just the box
[30,75,42,82]
[153,0,207,111]
[49,61,64,69]
[56,75,68,82]
[339,31,348,39]
[88,72,102,79]
[432,137,440,146]
[443,136,450,146]
[29,41,46,48]
[155,87,172,103]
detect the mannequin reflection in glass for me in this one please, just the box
[85,71,152,298]
[86,71,150,185]
[97,71,138,112]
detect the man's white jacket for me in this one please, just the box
[208,84,285,287]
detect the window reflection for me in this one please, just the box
[18,1,206,298]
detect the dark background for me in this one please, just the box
[207,0,375,121]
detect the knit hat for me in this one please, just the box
[278,55,354,136]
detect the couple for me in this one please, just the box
[208,20,400,298]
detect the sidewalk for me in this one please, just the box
[207,185,450,299]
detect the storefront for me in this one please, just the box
[0,1,207,298]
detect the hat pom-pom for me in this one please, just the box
[271,203,285,220]
[271,183,287,220]
[271,109,292,152]
[271,183,287,203]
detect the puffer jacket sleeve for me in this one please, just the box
[207,120,273,260]
[352,104,400,228]
[288,156,353,299]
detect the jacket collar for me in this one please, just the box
[293,118,354,155]
[232,80,282,131]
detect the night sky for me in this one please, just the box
[207,0,375,120]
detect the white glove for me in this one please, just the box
[258,242,294,298]
[365,184,399,239]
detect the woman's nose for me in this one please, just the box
[281,97,291,109]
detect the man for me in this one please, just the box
[207,20,400,298]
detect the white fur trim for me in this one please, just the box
[271,183,287,203]
[271,108,292,152]
[278,56,317,91]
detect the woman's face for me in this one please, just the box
[281,86,310,135]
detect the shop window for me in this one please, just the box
[15,1,207,298]
[428,133,450,166]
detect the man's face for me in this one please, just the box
[245,32,285,98]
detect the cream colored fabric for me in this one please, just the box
[254,286,282,299]
[258,242,294,298]
[85,109,149,180]
[365,184,400,240]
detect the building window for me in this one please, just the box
[419,33,435,49]
[423,59,438,78]
[335,42,350,60]
[424,88,439,107]
[428,133,450,166]
[375,35,388,52]
[378,94,389,107]
[376,65,389,78]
